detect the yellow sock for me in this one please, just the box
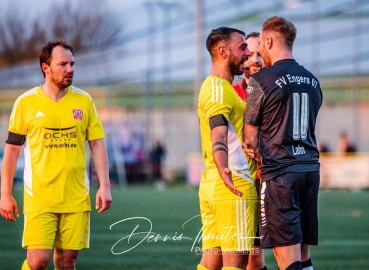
[197,264,210,270]
[21,260,31,270]
[222,267,243,270]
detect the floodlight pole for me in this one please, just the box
[194,0,204,108]
[353,0,362,148]
[194,0,204,152]
[144,1,157,151]
[156,1,177,153]
[311,0,320,74]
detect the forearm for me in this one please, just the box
[210,124,243,196]
[211,125,229,173]
[88,139,110,188]
[1,144,21,197]
[243,124,261,162]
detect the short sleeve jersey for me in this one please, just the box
[8,85,105,213]
[244,59,322,182]
[198,76,258,200]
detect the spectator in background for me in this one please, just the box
[233,32,264,101]
[120,123,145,184]
[150,139,166,190]
[317,141,330,154]
[337,131,356,154]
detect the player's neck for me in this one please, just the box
[271,50,294,65]
[245,77,250,85]
[210,66,233,84]
[41,83,68,102]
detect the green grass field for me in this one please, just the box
[1,186,368,270]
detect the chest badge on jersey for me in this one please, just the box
[72,109,84,120]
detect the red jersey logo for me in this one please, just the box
[73,109,83,120]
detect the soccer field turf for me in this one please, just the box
[0,186,368,269]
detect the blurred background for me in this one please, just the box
[1,0,369,188]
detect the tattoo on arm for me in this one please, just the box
[213,142,227,148]
[213,147,228,155]
[212,142,228,155]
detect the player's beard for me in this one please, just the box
[228,50,244,76]
[245,63,263,78]
[51,73,73,89]
[260,45,272,67]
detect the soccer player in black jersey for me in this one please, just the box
[243,17,322,270]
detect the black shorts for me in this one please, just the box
[259,171,319,248]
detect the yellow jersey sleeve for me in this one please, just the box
[201,77,234,122]
[8,87,38,135]
[85,93,105,141]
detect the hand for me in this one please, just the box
[95,187,112,213]
[242,143,261,164]
[0,195,19,222]
[220,168,243,197]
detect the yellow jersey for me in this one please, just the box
[8,85,105,213]
[197,76,257,200]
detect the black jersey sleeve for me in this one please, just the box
[244,77,264,126]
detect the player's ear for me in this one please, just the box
[265,37,273,49]
[218,46,228,58]
[41,63,50,75]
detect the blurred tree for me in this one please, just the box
[0,7,46,66]
[0,0,122,67]
[48,0,122,52]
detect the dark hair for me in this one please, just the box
[262,16,296,49]
[39,39,74,77]
[206,27,245,56]
[245,32,260,40]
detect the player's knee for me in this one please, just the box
[54,251,78,269]
[26,257,50,270]
[300,243,310,261]
[54,256,77,269]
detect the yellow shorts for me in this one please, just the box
[22,211,90,250]
[199,198,258,252]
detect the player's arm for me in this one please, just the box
[243,124,261,164]
[210,114,243,197]
[243,77,263,164]
[89,138,112,213]
[0,133,24,221]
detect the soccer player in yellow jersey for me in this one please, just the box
[197,27,259,270]
[0,40,112,270]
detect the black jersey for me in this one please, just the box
[244,59,322,182]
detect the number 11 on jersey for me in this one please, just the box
[293,93,309,141]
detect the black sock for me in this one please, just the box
[302,258,312,268]
[285,261,302,270]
